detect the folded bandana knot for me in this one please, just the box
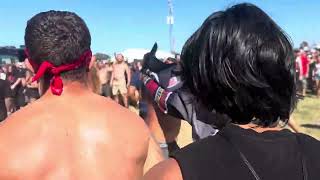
[29,50,92,96]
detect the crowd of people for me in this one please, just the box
[1,40,318,124]
[0,50,178,122]
[0,62,40,121]
[295,44,320,97]
[0,3,319,180]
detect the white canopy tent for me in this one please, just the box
[111,48,175,63]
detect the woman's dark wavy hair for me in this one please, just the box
[181,3,297,127]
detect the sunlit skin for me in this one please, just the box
[0,57,164,180]
[97,62,109,85]
[111,54,131,107]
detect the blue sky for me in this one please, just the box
[0,0,320,54]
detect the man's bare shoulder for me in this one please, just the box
[0,104,48,177]
[89,94,146,123]
[79,94,150,143]
[0,94,152,176]
[0,103,42,138]
[84,94,151,161]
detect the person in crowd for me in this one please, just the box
[0,67,6,81]
[163,57,177,64]
[144,3,320,180]
[105,60,113,95]
[307,51,317,93]
[5,65,19,113]
[314,55,320,97]
[14,62,27,108]
[0,11,163,179]
[111,53,131,107]
[0,69,9,122]
[97,60,112,97]
[175,54,181,62]
[1,65,8,75]
[128,61,142,107]
[1,65,13,115]
[25,69,40,103]
[141,43,225,141]
[87,56,103,95]
[7,63,27,109]
[142,89,182,157]
[296,47,310,96]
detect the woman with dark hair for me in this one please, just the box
[5,65,18,113]
[144,3,320,180]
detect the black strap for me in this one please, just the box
[219,131,261,180]
[295,134,309,180]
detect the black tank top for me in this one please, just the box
[172,124,320,180]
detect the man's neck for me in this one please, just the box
[42,81,91,99]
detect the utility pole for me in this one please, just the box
[167,0,175,53]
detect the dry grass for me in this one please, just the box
[291,96,320,139]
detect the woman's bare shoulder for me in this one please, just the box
[143,158,183,180]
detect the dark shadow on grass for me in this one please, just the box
[301,124,320,130]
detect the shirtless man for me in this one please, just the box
[111,54,130,107]
[97,61,112,97]
[0,11,163,179]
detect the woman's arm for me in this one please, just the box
[143,159,183,180]
[10,78,21,90]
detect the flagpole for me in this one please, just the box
[167,0,175,53]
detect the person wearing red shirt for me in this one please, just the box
[296,48,310,96]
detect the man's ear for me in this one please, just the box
[25,58,35,73]
[89,55,97,69]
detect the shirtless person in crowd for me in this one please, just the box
[111,54,130,107]
[0,11,163,180]
[97,61,112,97]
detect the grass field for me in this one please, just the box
[176,96,320,147]
[291,96,320,139]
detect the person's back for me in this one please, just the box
[143,3,320,180]
[172,124,320,180]
[0,90,155,179]
[0,11,163,179]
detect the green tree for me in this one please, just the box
[95,53,111,61]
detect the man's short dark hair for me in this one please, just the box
[181,3,296,127]
[25,10,91,82]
